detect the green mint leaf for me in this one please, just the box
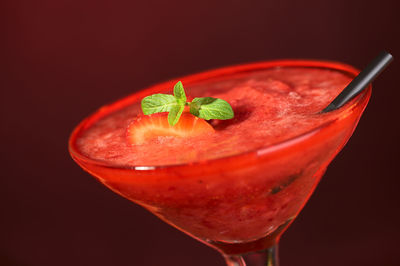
[168,104,185,126]
[190,97,234,120]
[173,81,186,103]
[141,94,178,115]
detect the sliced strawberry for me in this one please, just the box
[127,112,214,145]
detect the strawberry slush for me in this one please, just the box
[69,61,370,254]
[76,67,351,165]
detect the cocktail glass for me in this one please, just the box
[69,60,371,266]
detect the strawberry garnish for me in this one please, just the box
[127,112,214,145]
[141,81,234,126]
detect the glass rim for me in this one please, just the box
[68,59,372,171]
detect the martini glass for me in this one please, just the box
[69,60,371,266]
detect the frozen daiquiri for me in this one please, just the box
[69,60,371,265]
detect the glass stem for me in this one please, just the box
[224,245,279,266]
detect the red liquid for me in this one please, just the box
[69,60,371,254]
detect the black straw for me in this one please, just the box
[322,51,393,113]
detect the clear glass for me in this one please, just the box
[69,60,371,266]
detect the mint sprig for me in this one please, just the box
[141,81,234,126]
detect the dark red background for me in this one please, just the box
[2,1,400,265]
